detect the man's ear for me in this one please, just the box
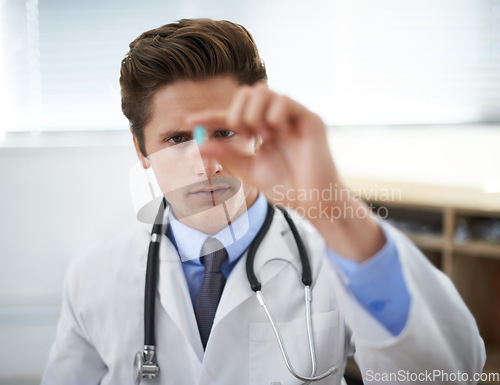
[132,132,150,169]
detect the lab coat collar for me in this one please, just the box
[157,230,205,362]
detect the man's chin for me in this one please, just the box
[166,178,252,234]
[173,203,237,234]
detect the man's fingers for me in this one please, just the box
[186,85,312,140]
[266,94,306,135]
[227,86,251,131]
[243,84,273,140]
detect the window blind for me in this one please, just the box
[0,0,499,134]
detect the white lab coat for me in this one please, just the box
[42,209,485,385]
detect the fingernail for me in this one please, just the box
[194,125,206,145]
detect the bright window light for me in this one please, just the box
[0,0,499,132]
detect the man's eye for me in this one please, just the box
[215,130,235,138]
[167,135,188,144]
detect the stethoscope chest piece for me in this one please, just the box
[133,345,160,385]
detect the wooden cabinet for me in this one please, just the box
[344,178,500,384]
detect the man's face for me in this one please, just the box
[134,76,259,234]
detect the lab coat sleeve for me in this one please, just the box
[328,229,410,335]
[41,258,106,385]
[327,220,486,384]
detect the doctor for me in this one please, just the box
[42,19,485,384]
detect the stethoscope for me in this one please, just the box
[133,199,338,384]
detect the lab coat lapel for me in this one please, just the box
[157,235,204,362]
[213,212,295,326]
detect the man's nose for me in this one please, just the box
[193,152,223,177]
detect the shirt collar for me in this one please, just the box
[168,193,268,265]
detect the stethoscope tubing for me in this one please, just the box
[248,204,337,383]
[144,198,167,346]
[245,202,276,291]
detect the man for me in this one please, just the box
[42,19,485,384]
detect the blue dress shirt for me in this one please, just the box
[166,193,410,335]
[167,193,268,303]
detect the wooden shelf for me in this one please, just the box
[482,346,500,384]
[344,177,500,213]
[453,241,500,259]
[406,233,445,251]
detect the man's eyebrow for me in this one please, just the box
[157,129,193,139]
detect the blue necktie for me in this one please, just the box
[194,237,228,349]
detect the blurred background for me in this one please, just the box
[0,0,499,384]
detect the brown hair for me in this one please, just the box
[120,18,267,155]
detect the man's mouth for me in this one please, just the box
[163,177,243,218]
[189,186,231,201]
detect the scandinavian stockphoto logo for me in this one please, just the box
[271,183,401,222]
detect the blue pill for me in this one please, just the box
[194,125,206,145]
